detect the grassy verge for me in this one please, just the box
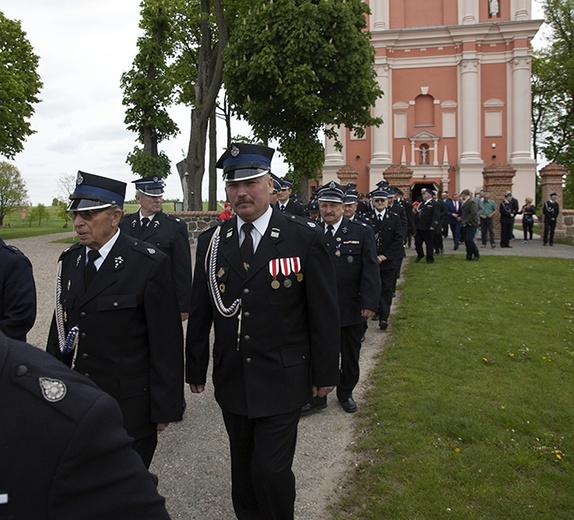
[334,255,574,519]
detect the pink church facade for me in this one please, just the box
[322,0,543,203]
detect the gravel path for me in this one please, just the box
[9,232,573,519]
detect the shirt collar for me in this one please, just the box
[85,229,120,264]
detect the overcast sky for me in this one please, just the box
[3,1,545,206]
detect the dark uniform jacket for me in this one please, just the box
[46,232,184,440]
[323,218,380,327]
[186,209,340,419]
[0,332,169,520]
[0,238,36,341]
[276,199,305,216]
[499,200,516,223]
[415,199,440,231]
[370,210,404,270]
[543,200,560,221]
[120,210,192,313]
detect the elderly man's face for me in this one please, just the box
[373,197,388,210]
[137,193,163,216]
[225,174,273,223]
[319,201,344,226]
[343,203,357,219]
[277,188,291,203]
[72,207,122,250]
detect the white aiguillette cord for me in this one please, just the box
[205,226,242,349]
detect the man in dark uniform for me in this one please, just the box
[499,192,516,248]
[395,188,416,248]
[368,189,404,329]
[414,189,440,263]
[0,237,36,341]
[186,143,340,520]
[445,193,462,250]
[47,171,184,469]
[302,183,379,415]
[0,331,170,519]
[342,191,371,226]
[543,192,560,246]
[275,178,305,216]
[120,176,192,321]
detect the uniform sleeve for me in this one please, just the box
[144,254,185,424]
[185,232,214,385]
[171,221,192,313]
[0,253,36,341]
[50,392,170,519]
[303,230,340,388]
[359,228,381,313]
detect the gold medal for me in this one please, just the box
[335,250,341,257]
[284,279,292,288]
[271,280,280,289]
[219,283,226,293]
[296,273,303,282]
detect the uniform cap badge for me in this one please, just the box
[230,144,240,157]
[39,377,67,402]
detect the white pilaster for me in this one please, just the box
[510,56,534,163]
[460,0,478,24]
[459,56,482,164]
[370,0,389,30]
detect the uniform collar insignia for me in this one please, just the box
[76,254,82,267]
[342,227,348,234]
[226,228,234,239]
[270,227,280,239]
[153,220,160,228]
[39,377,67,402]
[114,256,124,270]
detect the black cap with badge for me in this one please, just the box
[216,142,274,182]
[67,171,126,211]
[132,176,165,197]
[317,181,344,203]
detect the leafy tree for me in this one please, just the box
[223,0,383,197]
[0,161,28,225]
[532,0,574,208]
[121,0,179,179]
[0,11,43,159]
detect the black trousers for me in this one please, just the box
[500,221,513,247]
[378,267,397,322]
[337,323,364,401]
[132,431,158,469]
[544,220,557,244]
[222,409,301,520]
[415,230,434,261]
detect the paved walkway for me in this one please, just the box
[8,231,573,519]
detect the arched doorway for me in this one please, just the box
[411,182,437,203]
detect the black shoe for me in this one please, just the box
[472,256,479,261]
[427,258,434,264]
[414,257,423,263]
[340,396,357,413]
[301,400,327,415]
[379,320,388,330]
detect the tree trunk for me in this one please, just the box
[181,0,228,210]
[208,107,218,210]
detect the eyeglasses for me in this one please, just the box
[67,208,108,221]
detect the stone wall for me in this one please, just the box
[560,209,574,242]
[170,211,220,245]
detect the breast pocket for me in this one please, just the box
[96,294,137,311]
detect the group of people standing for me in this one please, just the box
[1,140,564,519]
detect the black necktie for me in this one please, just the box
[240,223,254,271]
[325,224,334,246]
[141,217,150,228]
[280,205,285,212]
[84,249,100,287]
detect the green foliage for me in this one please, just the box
[126,146,172,178]
[0,161,28,226]
[335,256,574,519]
[0,11,43,159]
[224,0,382,186]
[532,1,574,208]
[121,0,180,176]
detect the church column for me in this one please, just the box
[459,56,481,164]
[460,0,478,24]
[370,61,392,185]
[370,0,389,30]
[510,56,533,162]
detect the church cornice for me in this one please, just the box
[371,20,542,50]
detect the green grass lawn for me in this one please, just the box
[334,255,574,519]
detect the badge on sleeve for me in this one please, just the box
[39,377,67,402]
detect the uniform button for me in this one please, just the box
[81,332,87,338]
[82,353,89,359]
[243,288,250,295]
[15,364,28,377]
[80,312,86,318]
[245,357,252,364]
[243,312,250,318]
[113,301,119,307]
[84,373,90,378]
[243,335,251,341]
